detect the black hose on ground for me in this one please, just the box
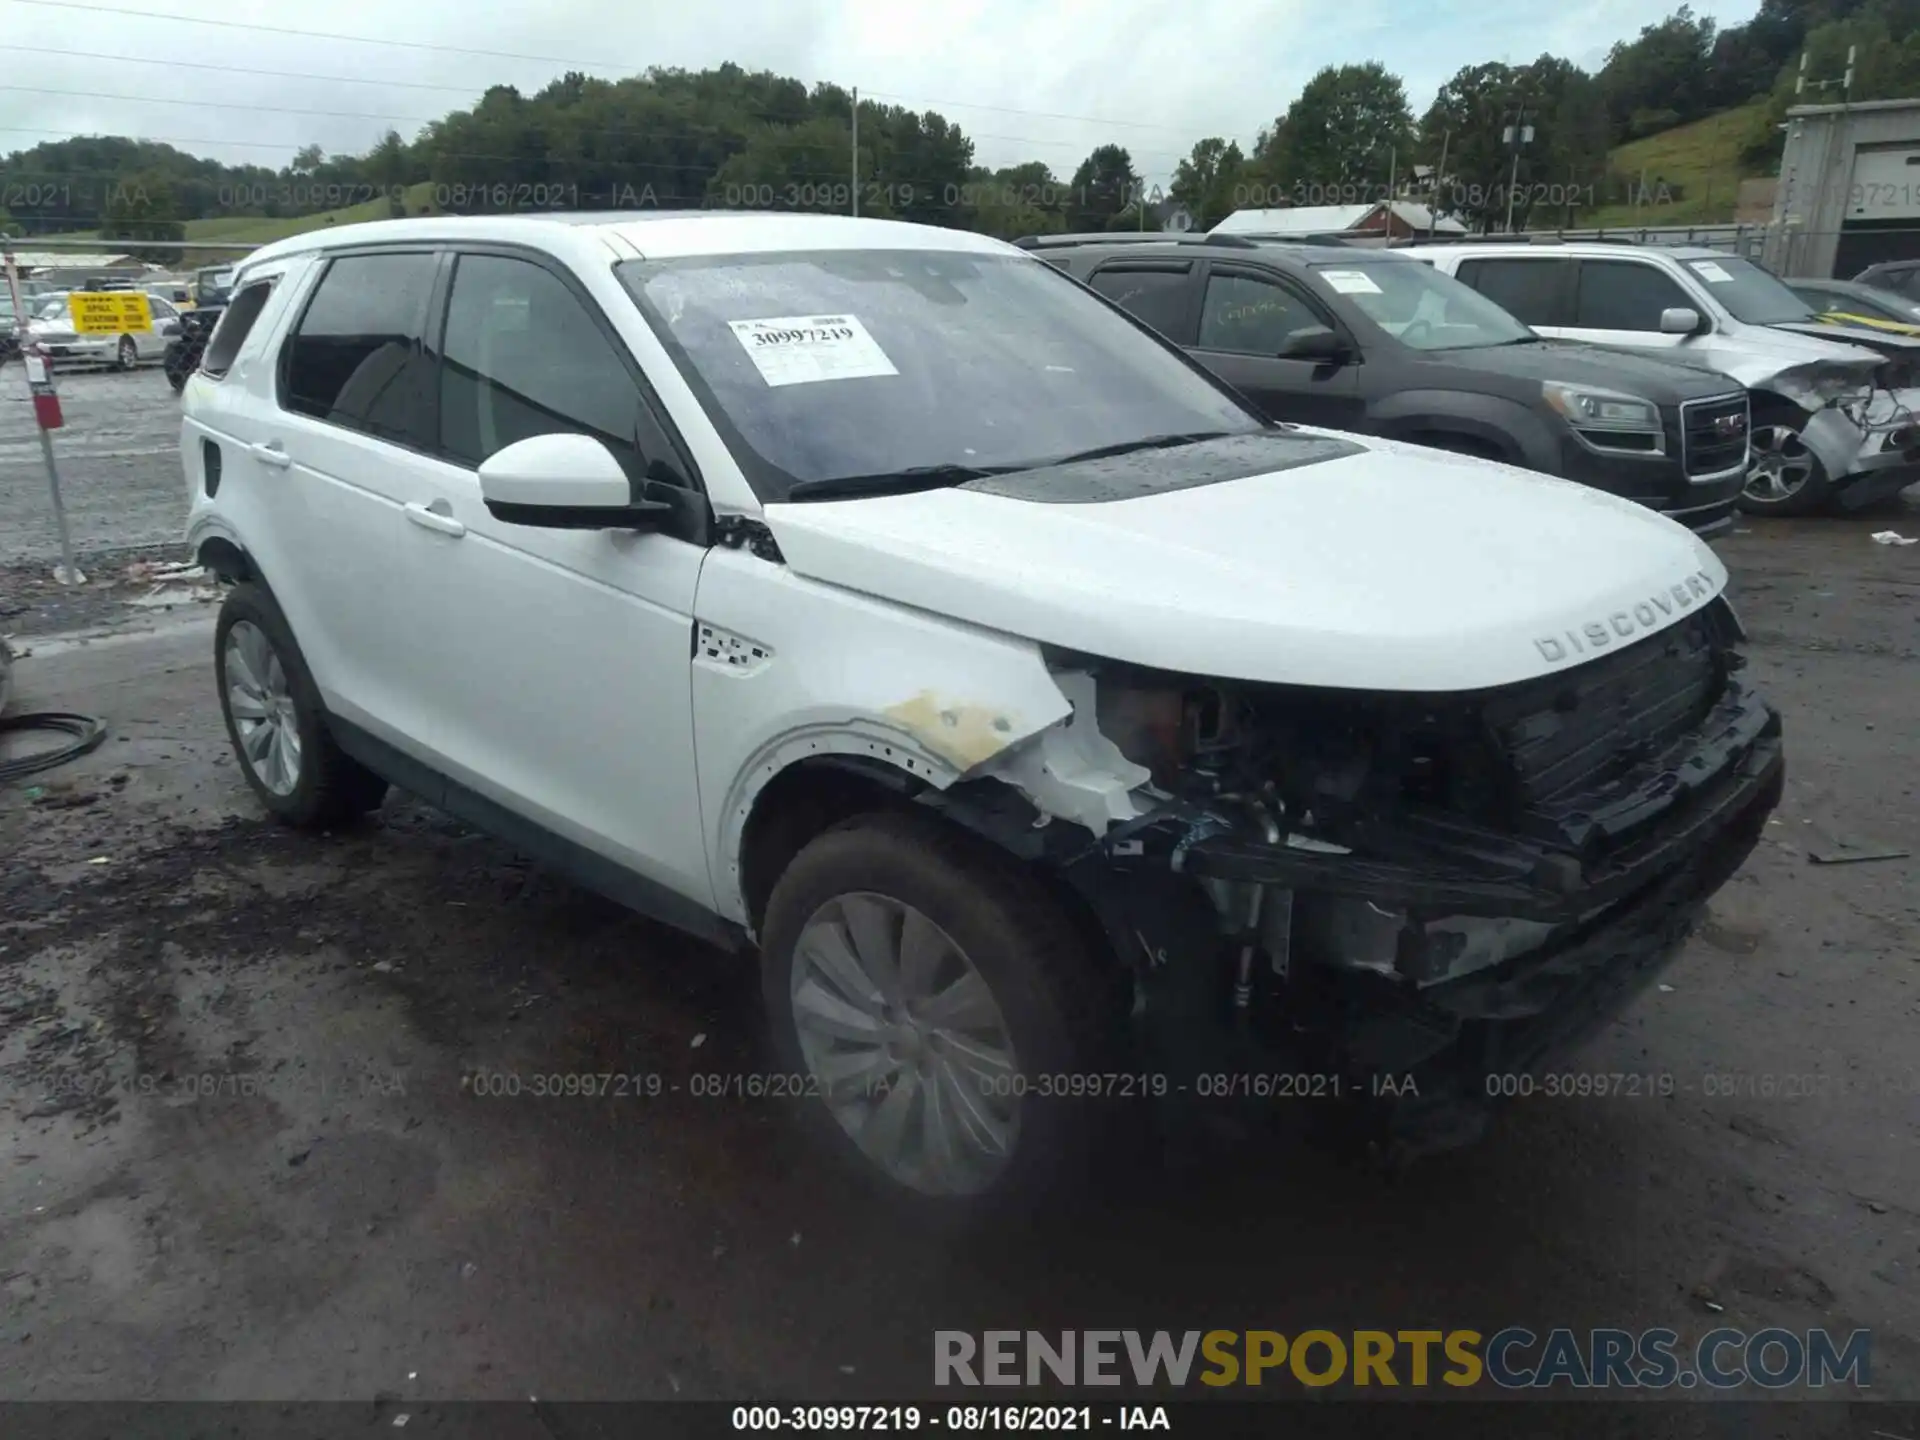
[0,711,109,783]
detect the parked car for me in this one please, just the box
[1419,242,1920,516]
[1026,233,1750,537]
[165,303,225,393]
[0,292,19,363]
[1854,259,1920,303]
[193,263,236,308]
[1785,277,1920,337]
[24,290,183,370]
[180,213,1783,1211]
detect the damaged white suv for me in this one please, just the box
[181,213,1784,1210]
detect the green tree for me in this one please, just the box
[100,169,185,259]
[1252,63,1414,205]
[1598,6,1719,139]
[1170,137,1249,228]
[1067,144,1137,231]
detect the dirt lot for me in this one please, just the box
[2,365,1919,1431]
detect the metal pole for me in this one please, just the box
[1431,131,1449,239]
[1505,150,1521,232]
[3,247,81,587]
[850,87,859,217]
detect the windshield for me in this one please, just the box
[1682,256,1813,325]
[616,249,1265,501]
[1314,259,1534,351]
[33,295,69,320]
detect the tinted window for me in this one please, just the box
[201,280,273,376]
[438,254,650,478]
[1458,258,1568,326]
[617,250,1263,502]
[283,253,437,444]
[1573,260,1694,331]
[1197,272,1320,354]
[1089,266,1192,337]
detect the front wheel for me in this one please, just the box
[760,810,1115,1213]
[116,335,138,371]
[1740,416,1833,516]
[214,583,389,828]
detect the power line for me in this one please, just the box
[1,0,1201,136]
[0,83,1192,160]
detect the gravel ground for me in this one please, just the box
[1,366,1918,1431]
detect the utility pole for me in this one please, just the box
[850,87,859,217]
[1430,131,1450,239]
[1503,109,1534,234]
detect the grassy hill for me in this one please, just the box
[1580,100,1775,228]
[44,181,441,264]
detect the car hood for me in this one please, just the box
[761,432,1726,694]
[1769,318,1920,358]
[1426,338,1735,397]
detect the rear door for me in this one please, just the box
[1187,263,1364,427]
[1083,262,1199,343]
[264,248,443,738]
[1452,255,1574,335]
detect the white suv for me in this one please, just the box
[181,212,1783,1211]
[1414,242,1920,516]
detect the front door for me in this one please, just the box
[1188,265,1364,428]
[390,247,713,909]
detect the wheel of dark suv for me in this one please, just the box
[214,583,388,828]
[115,335,138,371]
[760,810,1114,1214]
[1740,410,1833,516]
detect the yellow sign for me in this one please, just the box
[68,291,154,335]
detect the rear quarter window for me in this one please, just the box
[1455,257,1570,326]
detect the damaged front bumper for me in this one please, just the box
[1795,387,1920,507]
[990,606,1785,1165]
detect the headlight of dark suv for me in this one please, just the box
[1541,380,1666,455]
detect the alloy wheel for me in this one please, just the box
[790,892,1021,1197]
[117,336,138,370]
[223,620,303,796]
[1744,423,1816,505]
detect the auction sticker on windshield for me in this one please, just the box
[1690,261,1733,284]
[1320,270,1382,295]
[728,313,899,387]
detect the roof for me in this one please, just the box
[1409,240,1735,261]
[243,211,1016,269]
[1214,205,1374,235]
[1031,236,1416,268]
[2,251,145,269]
[1213,201,1468,237]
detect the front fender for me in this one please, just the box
[1373,390,1559,472]
[693,549,1077,924]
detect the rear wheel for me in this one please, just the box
[116,335,138,371]
[760,810,1115,1214]
[214,583,389,829]
[1740,410,1833,516]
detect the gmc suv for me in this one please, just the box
[1026,234,1752,537]
[179,212,1783,1212]
[1420,241,1920,516]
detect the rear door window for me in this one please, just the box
[1572,260,1693,331]
[201,279,275,377]
[1456,257,1571,326]
[1196,271,1324,354]
[1087,265,1195,340]
[281,252,439,447]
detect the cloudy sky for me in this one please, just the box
[4,0,1763,201]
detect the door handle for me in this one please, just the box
[250,441,292,470]
[405,501,466,538]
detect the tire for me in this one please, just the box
[213,583,389,829]
[760,809,1116,1216]
[116,335,138,371]
[1416,432,1506,463]
[1739,409,1833,517]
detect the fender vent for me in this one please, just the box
[695,624,772,673]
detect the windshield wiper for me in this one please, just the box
[784,463,1016,502]
[1037,431,1238,468]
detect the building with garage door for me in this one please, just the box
[1763,97,1920,280]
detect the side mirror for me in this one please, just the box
[1659,307,1704,336]
[478,432,672,531]
[1279,325,1349,362]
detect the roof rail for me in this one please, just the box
[1012,232,1178,249]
